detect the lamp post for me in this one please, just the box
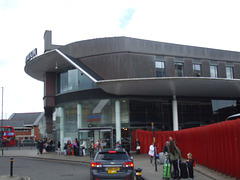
[1,87,3,149]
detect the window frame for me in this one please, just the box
[155,61,165,77]
[226,66,234,79]
[210,65,218,78]
[193,64,201,77]
[175,62,184,77]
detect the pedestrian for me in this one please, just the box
[163,141,170,154]
[73,140,78,156]
[39,139,44,155]
[37,140,40,155]
[76,138,80,149]
[101,140,106,149]
[64,143,67,155]
[116,141,121,149]
[169,139,181,179]
[186,153,195,180]
[57,141,61,155]
[97,139,102,151]
[80,139,86,156]
[136,139,141,154]
[49,138,54,151]
[67,140,72,155]
[89,141,95,158]
[148,142,155,165]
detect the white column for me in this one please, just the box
[172,95,179,131]
[77,104,82,129]
[59,107,65,151]
[115,100,121,143]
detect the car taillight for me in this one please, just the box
[123,162,134,168]
[108,151,116,153]
[91,162,102,168]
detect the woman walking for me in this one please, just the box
[148,142,155,165]
[169,139,181,179]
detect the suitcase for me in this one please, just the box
[159,152,166,164]
[181,162,188,178]
[163,159,171,179]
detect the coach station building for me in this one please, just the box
[24,30,240,150]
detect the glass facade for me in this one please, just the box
[129,98,240,130]
[54,97,240,138]
[54,99,130,149]
[59,68,98,94]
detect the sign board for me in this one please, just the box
[25,48,37,63]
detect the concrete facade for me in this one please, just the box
[24,30,240,148]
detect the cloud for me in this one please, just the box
[119,8,135,29]
[0,0,18,10]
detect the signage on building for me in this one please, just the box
[25,48,37,63]
[87,115,101,122]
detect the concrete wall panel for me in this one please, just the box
[80,53,155,80]
[184,58,193,77]
[165,57,175,77]
[201,60,210,77]
[218,62,226,78]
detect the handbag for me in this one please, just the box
[136,146,140,150]
[42,149,46,154]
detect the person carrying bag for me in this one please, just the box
[169,139,181,179]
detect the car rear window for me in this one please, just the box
[96,152,128,160]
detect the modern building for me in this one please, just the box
[24,30,240,151]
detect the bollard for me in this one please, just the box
[1,148,3,156]
[135,168,142,180]
[10,157,14,176]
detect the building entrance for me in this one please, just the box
[78,127,113,154]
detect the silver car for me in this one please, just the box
[90,149,134,180]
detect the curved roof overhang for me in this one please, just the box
[97,77,240,98]
[25,50,240,98]
[24,49,101,82]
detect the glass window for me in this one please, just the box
[78,71,98,90]
[226,67,234,79]
[175,62,184,77]
[155,61,165,77]
[60,71,68,93]
[68,69,78,91]
[59,68,98,94]
[210,65,218,78]
[193,64,201,77]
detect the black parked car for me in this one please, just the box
[90,149,134,180]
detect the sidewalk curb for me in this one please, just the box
[0,175,30,180]
[2,155,90,164]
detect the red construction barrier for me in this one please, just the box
[134,119,240,179]
[234,119,240,179]
[227,121,234,176]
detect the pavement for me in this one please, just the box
[0,149,236,180]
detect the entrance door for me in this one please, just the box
[78,127,113,153]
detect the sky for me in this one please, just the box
[0,0,240,119]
